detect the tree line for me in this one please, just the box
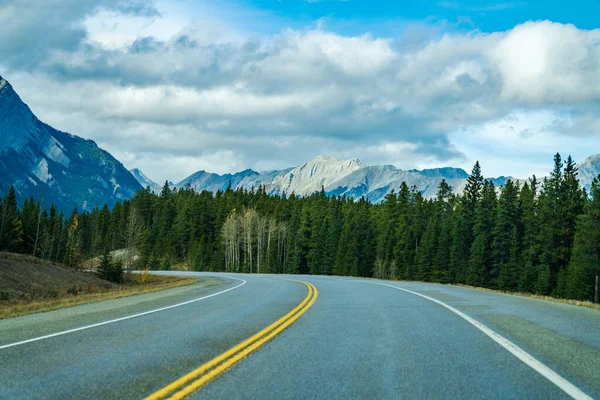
[0,153,598,302]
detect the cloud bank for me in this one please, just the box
[1,0,599,181]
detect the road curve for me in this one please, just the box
[1,273,599,399]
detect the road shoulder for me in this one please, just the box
[0,276,226,347]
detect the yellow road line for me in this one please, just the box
[145,279,318,400]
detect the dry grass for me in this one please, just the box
[451,283,600,311]
[0,273,196,319]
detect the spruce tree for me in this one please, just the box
[467,180,497,287]
[434,180,454,283]
[415,216,437,282]
[451,162,484,283]
[566,176,600,301]
[97,251,123,283]
[518,178,540,292]
[537,154,585,295]
[0,187,23,252]
[492,180,520,290]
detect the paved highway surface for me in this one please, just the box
[1,272,599,399]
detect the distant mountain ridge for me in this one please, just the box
[0,75,142,212]
[576,154,600,192]
[132,154,600,203]
[129,168,162,193]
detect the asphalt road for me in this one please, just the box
[1,273,599,399]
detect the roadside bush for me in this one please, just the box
[97,253,123,284]
[67,285,80,296]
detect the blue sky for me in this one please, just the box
[1,0,599,182]
[229,0,600,33]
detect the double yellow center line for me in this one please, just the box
[145,278,318,400]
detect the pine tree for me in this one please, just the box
[492,180,520,290]
[393,182,412,279]
[566,176,600,301]
[465,161,484,211]
[467,180,497,287]
[97,251,123,283]
[295,206,312,275]
[451,162,484,283]
[435,180,454,283]
[518,178,540,292]
[415,216,437,282]
[0,186,23,252]
[377,189,399,265]
[537,154,585,295]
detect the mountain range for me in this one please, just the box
[136,155,511,202]
[132,154,600,203]
[0,75,142,212]
[1,74,599,211]
[133,154,598,203]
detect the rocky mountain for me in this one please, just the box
[268,155,365,195]
[161,155,510,202]
[175,168,260,193]
[576,154,600,192]
[158,153,600,202]
[130,168,162,193]
[0,75,142,212]
[324,164,470,202]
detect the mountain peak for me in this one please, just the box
[578,153,600,164]
[130,168,162,193]
[309,154,365,167]
[0,75,16,99]
[0,75,142,211]
[576,153,600,191]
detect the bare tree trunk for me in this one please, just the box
[266,218,276,273]
[242,209,256,273]
[41,230,49,259]
[123,207,145,271]
[256,215,266,274]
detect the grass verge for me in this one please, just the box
[450,283,600,311]
[0,274,197,319]
[366,273,599,310]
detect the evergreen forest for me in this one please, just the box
[1,153,598,302]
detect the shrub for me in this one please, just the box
[97,252,124,284]
[67,285,79,296]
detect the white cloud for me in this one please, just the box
[490,21,600,104]
[2,0,599,182]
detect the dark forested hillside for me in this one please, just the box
[1,153,599,302]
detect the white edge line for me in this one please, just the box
[0,277,246,350]
[361,281,592,400]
